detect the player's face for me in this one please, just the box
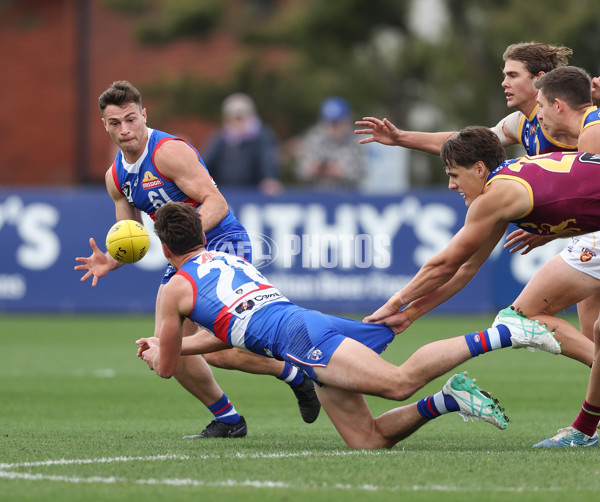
[501,59,539,114]
[445,164,485,207]
[536,90,559,137]
[102,102,148,162]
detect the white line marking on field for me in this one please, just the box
[0,454,188,470]
[0,451,567,492]
[0,451,405,491]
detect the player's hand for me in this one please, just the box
[136,337,159,370]
[367,311,412,334]
[592,76,600,106]
[354,117,402,146]
[504,229,555,254]
[364,310,411,334]
[363,300,410,334]
[136,337,159,358]
[140,345,159,371]
[74,237,116,287]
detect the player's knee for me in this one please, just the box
[173,354,212,380]
[343,431,394,450]
[593,319,600,345]
[384,386,415,402]
[377,376,417,401]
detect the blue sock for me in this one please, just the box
[277,362,304,387]
[208,393,241,424]
[417,391,460,420]
[464,325,512,357]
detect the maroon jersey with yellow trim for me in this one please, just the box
[486,152,600,235]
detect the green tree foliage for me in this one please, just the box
[119,0,599,184]
[102,0,151,15]
[103,0,224,42]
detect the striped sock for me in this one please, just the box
[208,393,241,425]
[464,325,512,357]
[572,400,600,437]
[417,390,460,420]
[277,362,304,387]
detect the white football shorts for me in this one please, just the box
[559,233,600,280]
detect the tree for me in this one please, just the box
[110,0,600,185]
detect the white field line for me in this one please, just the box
[0,451,565,492]
[0,454,188,470]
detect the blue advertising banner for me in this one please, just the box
[0,188,566,315]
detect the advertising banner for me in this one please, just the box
[0,188,565,315]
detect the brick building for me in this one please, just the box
[0,0,248,186]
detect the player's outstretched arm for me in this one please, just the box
[355,116,456,155]
[74,237,122,287]
[181,330,231,354]
[355,117,404,146]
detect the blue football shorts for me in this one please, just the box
[282,310,395,382]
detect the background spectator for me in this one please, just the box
[295,96,367,190]
[202,93,283,196]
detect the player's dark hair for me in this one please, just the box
[503,42,572,75]
[534,66,592,109]
[98,80,143,114]
[440,126,507,172]
[154,202,204,255]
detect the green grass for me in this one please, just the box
[1,313,599,501]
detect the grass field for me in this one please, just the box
[2,312,599,501]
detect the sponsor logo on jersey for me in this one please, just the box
[232,290,283,313]
[253,292,282,302]
[142,171,164,189]
[235,299,255,313]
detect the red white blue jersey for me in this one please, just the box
[486,152,600,235]
[177,250,294,353]
[518,105,576,155]
[110,128,240,242]
[176,249,394,381]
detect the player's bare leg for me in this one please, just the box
[584,314,600,405]
[527,314,593,365]
[576,292,600,340]
[314,337,473,400]
[157,281,319,424]
[315,384,427,449]
[153,285,245,437]
[197,323,320,423]
[511,255,597,365]
[314,338,507,449]
[533,313,600,447]
[173,353,225,405]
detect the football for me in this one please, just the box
[105,220,150,264]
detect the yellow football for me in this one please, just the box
[105,220,150,264]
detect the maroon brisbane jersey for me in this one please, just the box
[486,152,600,235]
